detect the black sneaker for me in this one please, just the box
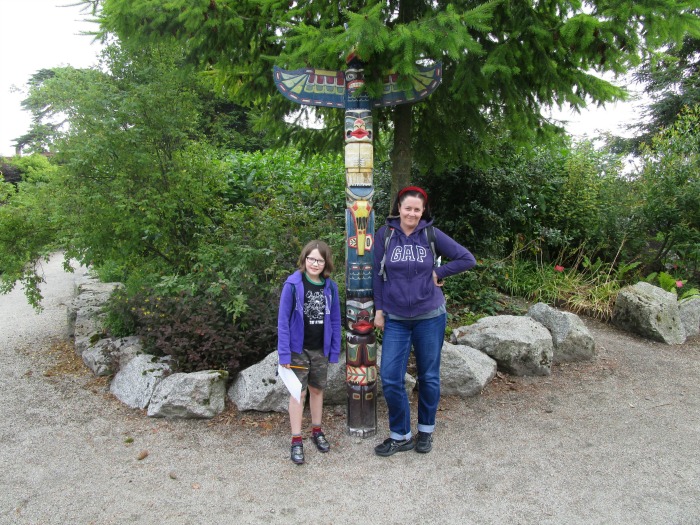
[415,431,433,453]
[312,432,330,453]
[374,437,415,457]
[290,443,304,465]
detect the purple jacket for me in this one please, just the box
[373,217,476,318]
[277,270,342,365]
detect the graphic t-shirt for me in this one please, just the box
[303,275,325,350]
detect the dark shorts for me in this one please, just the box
[291,348,329,391]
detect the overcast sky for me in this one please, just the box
[0,0,101,156]
[0,1,646,158]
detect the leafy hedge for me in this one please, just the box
[107,284,279,373]
[101,148,347,376]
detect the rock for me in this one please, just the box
[110,336,144,368]
[110,354,170,409]
[81,338,117,376]
[228,346,419,413]
[75,335,97,356]
[440,341,497,397]
[679,296,700,337]
[147,370,228,419]
[75,279,123,301]
[67,278,121,336]
[527,302,596,363]
[228,351,289,413]
[451,315,553,376]
[73,305,106,342]
[612,282,686,344]
[320,352,348,406]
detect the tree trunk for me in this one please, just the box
[390,104,413,202]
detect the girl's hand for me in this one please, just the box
[374,310,385,331]
[433,271,444,287]
[281,364,291,369]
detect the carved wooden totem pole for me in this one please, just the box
[273,52,441,437]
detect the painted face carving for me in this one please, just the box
[345,67,365,94]
[346,296,374,334]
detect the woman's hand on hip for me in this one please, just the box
[433,271,444,287]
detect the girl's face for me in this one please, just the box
[304,248,326,280]
[399,195,425,232]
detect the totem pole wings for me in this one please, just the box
[272,64,442,108]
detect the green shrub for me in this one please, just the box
[106,283,279,374]
[101,148,348,374]
[497,249,643,321]
[443,265,504,329]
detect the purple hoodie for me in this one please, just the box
[277,270,342,365]
[373,217,476,318]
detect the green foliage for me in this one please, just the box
[105,285,278,374]
[94,0,700,188]
[628,33,700,150]
[100,147,347,375]
[636,106,700,278]
[497,242,644,321]
[443,265,504,330]
[680,287,700,300]
[645,271,685,295]
[420,136,638,265]
[660,271,681,294]
[0,155,64,307]
[14,43,247,282]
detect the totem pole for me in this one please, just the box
[273,52,441,437]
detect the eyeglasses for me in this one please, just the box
[306,256,325,266]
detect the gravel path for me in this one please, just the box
[1,254,699,525]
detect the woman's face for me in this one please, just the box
[304,248,326,280]
[399,195,425,232]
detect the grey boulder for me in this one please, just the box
[612,282,686,344]
[148,370,228,419]
[451,315,553,376]
[527,302,595,363]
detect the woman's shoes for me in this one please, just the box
[374,437,415,456]
[374,433,433,456]
[415,431,433,453]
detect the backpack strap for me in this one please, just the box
[426,225,439,267]
[378,227,394,282]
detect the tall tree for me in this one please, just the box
[93,0,700,192]
[635,105,700,277]
[7,42,231,282]
[631,28,700,146]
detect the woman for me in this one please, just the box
[278,240,342,465]
[373,186,476,456]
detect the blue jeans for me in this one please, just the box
[380,313,447,440]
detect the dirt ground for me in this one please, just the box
[1,254,699,525]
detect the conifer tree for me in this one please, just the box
[93,0,700,191]
[631,29,700,147]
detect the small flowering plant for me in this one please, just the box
[646,271,693,296]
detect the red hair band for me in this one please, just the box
[398,186,428,202]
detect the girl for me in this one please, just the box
[277,240,342,465]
